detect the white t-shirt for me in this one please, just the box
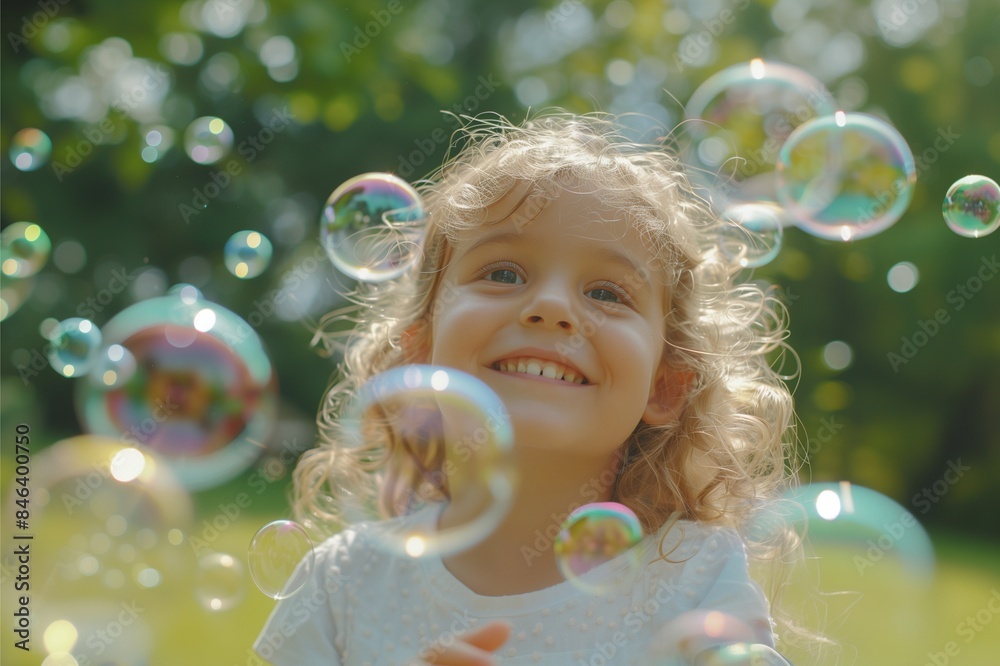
[254,504,777,665]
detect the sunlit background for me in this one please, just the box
[2,0,999,664]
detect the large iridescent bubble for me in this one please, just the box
[750,481,935,579]
[337,365,516,557]
[942,175,1000,238]
[7,436,191,665]
[320,173,426,282]
[684,59,837,215]
[776,112,917,241]
[76,289,278,489]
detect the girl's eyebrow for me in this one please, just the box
[459,230,523,257]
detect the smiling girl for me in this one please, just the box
[255,113,799,665]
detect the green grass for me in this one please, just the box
[3,517,997,665]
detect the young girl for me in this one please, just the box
[255,113,800,665]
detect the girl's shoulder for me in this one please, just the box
[647,517,748,562]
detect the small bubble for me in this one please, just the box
[942,175,1000,238]
[9,128,52,171]
[248,520,314,599]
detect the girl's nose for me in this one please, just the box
[520,286,576,331]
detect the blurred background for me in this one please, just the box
[1,0,998,664]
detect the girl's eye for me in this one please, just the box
[587,281,633,306]
[485,267,523,284]
[587,288,620,303]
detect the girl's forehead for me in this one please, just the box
[455,186,657,257]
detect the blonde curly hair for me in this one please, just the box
[297,110,797,528]
[292,110,827,655]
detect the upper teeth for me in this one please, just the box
[493,356,587,384]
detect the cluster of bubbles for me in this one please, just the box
[320,172,426,282]
[680,58,992,269]
[553,502,644,594]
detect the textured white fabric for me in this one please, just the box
[254,504,777,665]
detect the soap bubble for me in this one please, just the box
[554,502,643,594]
[184,116,234,165]
[47,317,103,378]
[320,173,426,282]
[224,230,273,278]
[76,291,278,490]
[338,365,516,557]
[649,610,757,662]
[683,59,837,213]
[688,642,791,665]
[196,553,245,611]
[942,175,1000,238]
[21,435,192,609]
[88,344,138,389]
[248,520,314,599]
[1,221,52,278]
[717,203,784,268]
[0,273,34,321]
[750,481,935,580]
[776,112,916,241]
[9,128,53,171]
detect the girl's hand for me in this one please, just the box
[419,620,512,666]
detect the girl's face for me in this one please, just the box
[428,186,681,458]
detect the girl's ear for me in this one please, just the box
[642,364,692,425]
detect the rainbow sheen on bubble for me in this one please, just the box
[339,365,515,557]
[717,203,784,268]
[248,520,314,599]
[2,221,52,278]
[776,112,917,241]
[88,344,138,389]
[9,128,53,171]
[553,502,643,594]
[684,59,837,213]
[320,173,426,282]
[690,642,791,665]
[184,116,234,165]
[224,230,273,279]
[942,175,1000,238]
[47,317,103,378]
[76,290,278,489]
[196,553,246,611]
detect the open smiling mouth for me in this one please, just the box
[490,356,589,384]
